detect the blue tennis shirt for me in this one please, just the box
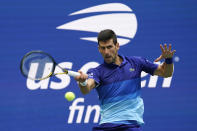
[87,55,158,125]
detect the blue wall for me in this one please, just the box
[0,0,197,130]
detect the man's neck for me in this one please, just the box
[114,55,123,66]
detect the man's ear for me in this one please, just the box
[98,45,101,53]
[116,42,120,50]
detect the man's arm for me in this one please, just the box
[154,62,173,77]
[153,44,176,78]
[75,71,96,95]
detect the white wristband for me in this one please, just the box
[79,80,87,86]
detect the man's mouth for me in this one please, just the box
[105,56,111,59]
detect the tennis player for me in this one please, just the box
[75,29,175,131]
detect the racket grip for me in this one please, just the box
[67,70,80,77]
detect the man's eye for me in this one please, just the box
[107,46,112,49]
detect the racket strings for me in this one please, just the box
[20,51,72,80]
[21,51,55,80]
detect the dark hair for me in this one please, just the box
[97,29,117,45]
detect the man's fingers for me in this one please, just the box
[81,74,86,80]
[154,55,162,62]
[164,43,167,51]
[168,44,172,51]
[154,58,160,62]
[160,44,164,53]
[75,70,83,80]
[154,58,159,62]
[76,70,88,82]
[74,75,80,81]
[78,70,83,74]
[158,43,175,60]
[172,50,176,56]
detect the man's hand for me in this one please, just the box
[74,70,88,83]
[74,70,94,95]
[154,44,176,77]
[154,44,176,62]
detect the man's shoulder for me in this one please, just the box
[94,63,105,70]
[87,63,104,73]
[125,55,144,62]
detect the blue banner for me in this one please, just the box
[0,0,197,131]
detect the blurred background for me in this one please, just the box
[0,0,197,130]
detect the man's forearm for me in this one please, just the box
[77,79,95,95]
[79,84,90,95]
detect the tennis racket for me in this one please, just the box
[20,50,80,80]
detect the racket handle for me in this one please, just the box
[67,70,80,77]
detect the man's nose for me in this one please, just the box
[103,48,109,54]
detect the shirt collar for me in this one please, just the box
[103,54,127,68]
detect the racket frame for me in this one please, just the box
[20,50,69,80]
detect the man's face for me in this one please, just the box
[98,39,119,64]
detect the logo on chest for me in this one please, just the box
[129,68,135,72]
